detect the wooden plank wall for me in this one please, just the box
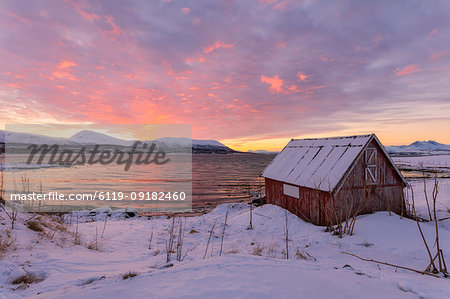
[265,178,332,225]
[334,139,405,219]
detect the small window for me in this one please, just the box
[283,184,300,199]
[364,148,377,185]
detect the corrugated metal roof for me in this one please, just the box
[261,134,374,192]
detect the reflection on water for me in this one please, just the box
[3,153,192,212]
[2,153,276,211]
[192,154,275,207]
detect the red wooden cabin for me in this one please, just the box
[262,134,407,225]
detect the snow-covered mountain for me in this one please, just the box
[69,130,135,146]
[386,140,450,156]
[155,137,191,147]
[247,150,279,154]
[155,137,227,147]
[193,139,226,147]
[155,137,236,153]
[0,130,236,153]
[0,130,70,145]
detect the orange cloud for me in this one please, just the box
[181,7,191,14]
[261,75,283,92]
[5,82,30,89]
[53,61,79,81]
[288,85,298,92]
[57,60,77,69]
[52,71,78,81]
[396,64,419,76]
[297,72,308,81]
[204,41,234,54]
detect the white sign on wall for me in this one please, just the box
[283,184,300,199]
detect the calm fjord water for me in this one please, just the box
[3,153,276,211]
[192,154,275,207]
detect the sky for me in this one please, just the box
[0,0,449,151]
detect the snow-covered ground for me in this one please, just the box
[396,155,450,228]
[1,156,450,298]
[1,201,450,298]
[407,178,450,223]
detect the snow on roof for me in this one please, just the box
[262,134,374,192]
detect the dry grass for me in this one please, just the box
[26,214,76,247]
[11,273,44,285]
[10,272,45,289]
[87,240,100,251]
[226,249,239,254]
[358,241,374,248]
[80,276,105,286]
[252,244,264,256]
[25,220,44,232]
[267,243,277,258]
[0,229,16,258]
[295,248,307,260]
[122,271,138,280]
[295,248,316,261]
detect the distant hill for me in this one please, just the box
[0,130,238,154]
[386,140,450,156]
[0,130,69,145]
[247,150,279,155]
[155,137,237,154]
[69,130,135,146]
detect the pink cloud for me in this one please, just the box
[203,41,234,54]
[426,29,438,40]
[395,64,420,76]
[104,16,120,37]
[70,2,100,22]
[1,0,449,146]
[430,52,446,61]
[259,0,278,4]
[373,33,382,43]
[261,75,283,93]
[57,60,77,69]
[273,1,289,11]
[288,85,298,91]
[297,72,308,81]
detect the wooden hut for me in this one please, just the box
[261,134,407,225]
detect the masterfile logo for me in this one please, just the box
[26,141,170,171]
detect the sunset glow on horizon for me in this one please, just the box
[1,1,449,151]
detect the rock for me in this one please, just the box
[90,207,112,215]
[124,207,137,218]
[343,264,354,270]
